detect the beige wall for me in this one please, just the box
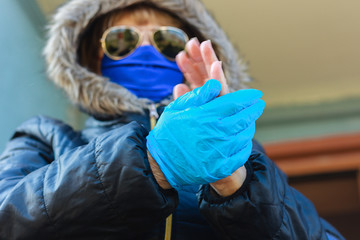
[36,0,65,14]
[202,0,360,107]
[38,0,360,108]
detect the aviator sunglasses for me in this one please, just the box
[100,26,189,61]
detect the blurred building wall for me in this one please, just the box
[202,0,360,142]
[0,0,83,152]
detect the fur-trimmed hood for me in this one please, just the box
[44,0,250,118]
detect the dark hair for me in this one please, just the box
[77,2,205,74]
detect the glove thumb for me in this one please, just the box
[169,79,222,110]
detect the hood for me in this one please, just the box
[44,0,251,118]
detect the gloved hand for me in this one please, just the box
[146,79,265,188]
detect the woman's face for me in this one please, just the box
[98,10,183,61]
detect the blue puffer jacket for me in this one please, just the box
[0,114,344,240]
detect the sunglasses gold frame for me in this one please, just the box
[100,26,189,61]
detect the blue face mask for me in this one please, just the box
[101,45,184,102]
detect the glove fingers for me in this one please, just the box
[201,123,254,174]
[201,89,263,117]
[208,140,253,178]
[226,141,253,173]
[169,79,221,110]
[219,99,265,135]
[229,123,256,155]
[217,123,255,156]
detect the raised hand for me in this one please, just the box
[174,38,229,99]
[171,39,263,196]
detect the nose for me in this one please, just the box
[140,30,152,46]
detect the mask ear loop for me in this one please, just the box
[100,26,142,61]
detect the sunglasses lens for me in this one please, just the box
[153,28,187,59]
[104,28,139,59]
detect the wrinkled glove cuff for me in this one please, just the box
[146,133,180,188]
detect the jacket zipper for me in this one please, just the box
[148,103,172,240]
[149,103,159,130]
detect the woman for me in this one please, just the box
[0,0,343,239]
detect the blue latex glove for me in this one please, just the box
[146,79,265,188]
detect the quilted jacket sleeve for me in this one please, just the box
[0,116,177,240]
[198,141,344,240]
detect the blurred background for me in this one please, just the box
[0,0,359,238]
